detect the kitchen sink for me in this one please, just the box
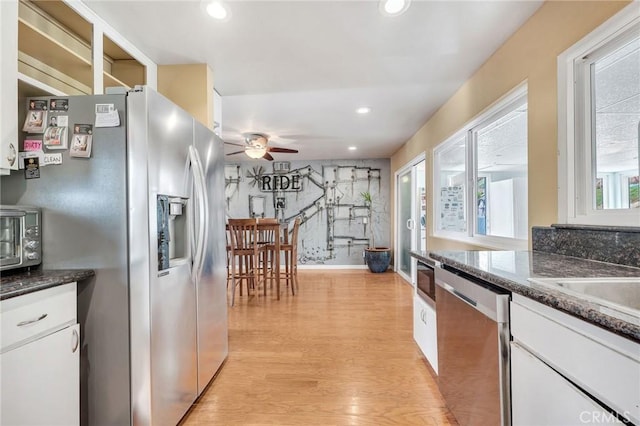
[527,277,640,325]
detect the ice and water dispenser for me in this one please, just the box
[157,195,189,271]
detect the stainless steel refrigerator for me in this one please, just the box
[0,87,228,426]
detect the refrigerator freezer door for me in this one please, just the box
[1,94,132,426]
[193,123,229,395]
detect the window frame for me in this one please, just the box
[433,83,528,250]
[558,3,640,227]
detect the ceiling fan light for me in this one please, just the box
[246,147,267,159]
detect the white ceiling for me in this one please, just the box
[85,0,544,161]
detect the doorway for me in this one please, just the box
[395,154,426,285]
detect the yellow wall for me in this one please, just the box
[158,64,214,130]
[390,0,629,252]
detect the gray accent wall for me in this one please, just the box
[225,159,391,266]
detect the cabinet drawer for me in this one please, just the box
[511,295,640,424]
[511,342,618,425]
[1,282,77,352]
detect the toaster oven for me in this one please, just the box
[0,206,42,271]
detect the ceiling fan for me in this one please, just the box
[224,133,298,161]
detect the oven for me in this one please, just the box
[416,258,436,308]
[413,255,439,373]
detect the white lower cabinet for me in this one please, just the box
[1,323,80,425]
[0,282,79,426]
[413,295,438,373]
[510,294,640,425]
[511,342,618,425]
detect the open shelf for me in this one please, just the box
[17,0,93,94]
[103,71,131,91]
[103,35,145,91]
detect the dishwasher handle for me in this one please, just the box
[436,265,510,323]
[452,288,477,307]
[441,282,478,307]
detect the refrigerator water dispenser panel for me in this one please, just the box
[157,195,170,270]
[157,195,189,271]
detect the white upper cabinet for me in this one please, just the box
[1,0,19,173]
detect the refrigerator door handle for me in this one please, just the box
[193,148,209,276]
[190,147,204,277]
[189,146,207,278]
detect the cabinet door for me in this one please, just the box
[422,301,438,374]
[0,0,19,173]
[511,343,619,425]
[1,324,80,426]
[413,296,438,374]
[413,296,427,350]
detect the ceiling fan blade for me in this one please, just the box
[263,152,274,161]
[223,141,247,147]
[267,147,298,154]
[226,150,246,156]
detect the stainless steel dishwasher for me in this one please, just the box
[435,265,511,426]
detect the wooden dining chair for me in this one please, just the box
[225,225,232,286]
[280,217,301,295]
[227,218,266,306]
[257,217,279,290]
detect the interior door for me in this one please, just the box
[396,158,426,284]
[397,169,414,282]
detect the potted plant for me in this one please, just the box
[361,191,391,273]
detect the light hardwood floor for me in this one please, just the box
[181,270,457,425]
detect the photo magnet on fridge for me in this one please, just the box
[43,126,68,150]
[23,100,48,134]
[70,134,92,158]
[70,124,93,158]
[24,157,40,179]
[49,98,69,111]
[74,124,93,135]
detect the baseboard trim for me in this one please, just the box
[297,264,369,270]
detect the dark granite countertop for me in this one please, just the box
[0,269,95,300]
[550,224,640,233]
[411,250,640,342]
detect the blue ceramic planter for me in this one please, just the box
[364,248,391,273]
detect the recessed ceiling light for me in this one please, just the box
[379,0,411,17]
[205,1,230,21]
[356,107,370,114]
[349,146,357,151]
